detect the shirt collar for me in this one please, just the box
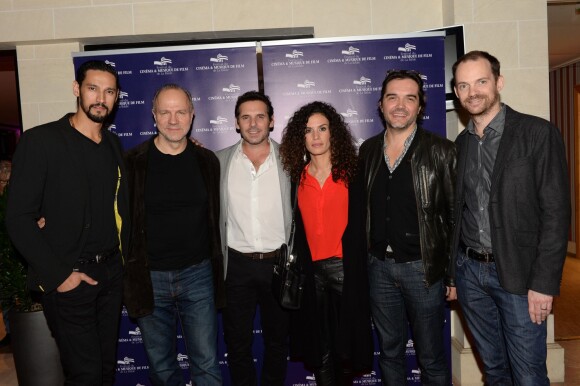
[383,124,418,148]
[235,138,275,169]
[467,103,506,136]
[382,125,418,173]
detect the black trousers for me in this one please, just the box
[223,250,289,386]
[42,254,123,386]
[313,257,352,386]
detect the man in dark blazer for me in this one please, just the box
[123,84,224,385]
[451,50,570,385]
[6,60,130,386]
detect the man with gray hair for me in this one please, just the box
[123,84,224,386]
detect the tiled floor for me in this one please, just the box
[2,326,579,385]
[552,256,580,385]
[553,339,580,385]
[0,348,17,386]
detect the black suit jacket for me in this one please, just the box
[451,105,570,295]
[123,138,225,318]
[6,114,130,293]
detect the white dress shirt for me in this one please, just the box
[226,140,285,253]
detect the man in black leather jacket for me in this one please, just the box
[358,69,456,385]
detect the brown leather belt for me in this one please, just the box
[228,247,280,260]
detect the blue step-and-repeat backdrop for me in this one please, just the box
[73,31,449,386]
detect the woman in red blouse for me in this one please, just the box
[280,101,373,385]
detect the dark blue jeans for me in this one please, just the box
[455,249,549,386]
[137,259,221,386]
[368,254,449,386]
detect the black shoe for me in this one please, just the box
[0,333,10,348]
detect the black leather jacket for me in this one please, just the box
[359,127,457,287]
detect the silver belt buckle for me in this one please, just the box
[95,254,103,263]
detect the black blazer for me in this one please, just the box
[451,105,570,295]
[6,114,131,294]
[289,177,373,372]
[123,138,225,318]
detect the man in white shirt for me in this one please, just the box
[217,91,292,386]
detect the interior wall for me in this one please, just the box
[0,0,550,132]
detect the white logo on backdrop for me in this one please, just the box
[128,327,141,336]
[177,353,189,369]
[210,54,229,63]
[285,49,304,59]
[297,80,316,89]
[105,60,116,67]
[353,76,371,85]
[210,116,228,125]
[341,46,360,55]
[153,57,172,66]
[340,109,358,118]
[222,83,241,93]
[107,124,132,137]
[118,92,145,109]
[398,43,417,52]
[117,357,135,365]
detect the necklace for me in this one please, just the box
[68,115,102,142]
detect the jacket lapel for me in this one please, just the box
[490,107,518,197]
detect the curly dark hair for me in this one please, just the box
[280,101,357,185]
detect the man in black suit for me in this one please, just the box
[6,60,130,386]
[451,50,570,385]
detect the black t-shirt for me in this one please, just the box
[70,127,119,257]
[145,142,209,270]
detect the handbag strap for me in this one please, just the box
[287,184,298,254]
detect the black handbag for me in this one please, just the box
[272,187,305,310]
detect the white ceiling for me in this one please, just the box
[548,1,580,68]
